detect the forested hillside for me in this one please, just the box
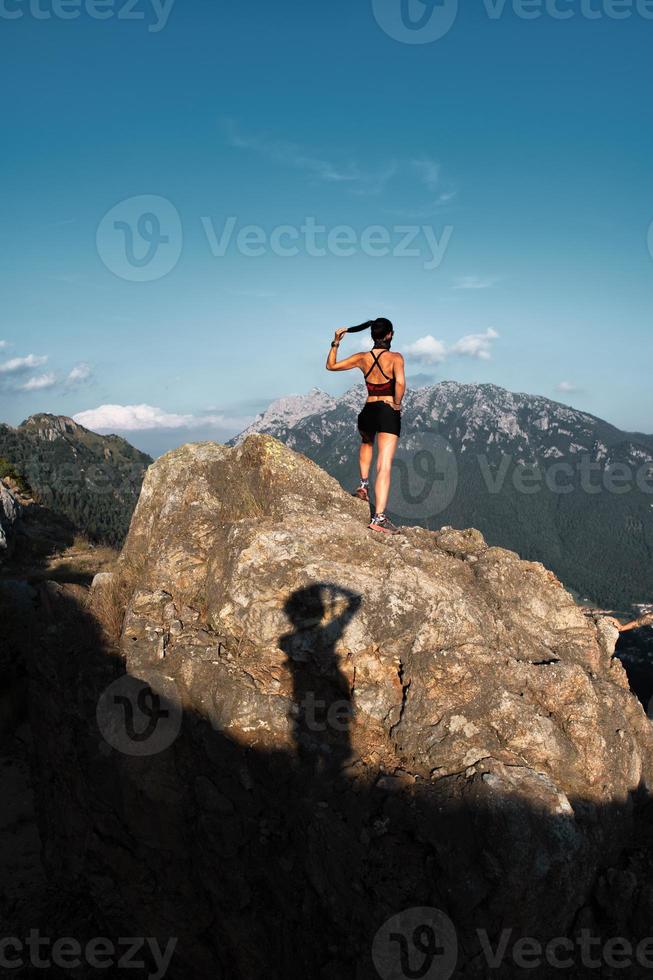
[0,414,151,546]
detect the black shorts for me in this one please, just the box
[357,401,401,438]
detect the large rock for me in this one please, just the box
[27,436,653,979]
[0,482,20,560]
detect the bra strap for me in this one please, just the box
[364,349,391,381]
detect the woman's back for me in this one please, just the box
[362,348,400,399]
[361,348,398,385]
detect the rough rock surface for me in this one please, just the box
[27,436,653,979]
[0,481,21,560]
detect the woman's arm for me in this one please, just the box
[392,354,406,410]
[326,328,365,372]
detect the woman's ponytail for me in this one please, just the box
[346,317,394,341]
[346,320,375,334]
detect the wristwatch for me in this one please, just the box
[331,341,340,348]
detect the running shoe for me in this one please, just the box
[368,514,400,535]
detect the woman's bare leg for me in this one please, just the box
[359,435,374,482]
[374,433,399,514]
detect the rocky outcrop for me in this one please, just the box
[26,436,653,979]
[0,482,21,560]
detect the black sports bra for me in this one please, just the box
[364,348,395,396]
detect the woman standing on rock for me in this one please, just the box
[326,317,405,535]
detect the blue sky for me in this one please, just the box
[1,0,652,455]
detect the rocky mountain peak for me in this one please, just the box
[233,388,337,444]
[229,383,653,607]
[19,413,86,441]
[28,434,653,977]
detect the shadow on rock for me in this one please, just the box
[617,626,653,715]
[14,584,653,980]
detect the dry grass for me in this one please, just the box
[70,533,118,562]
[87,557,144,646]
[37,540,119,588]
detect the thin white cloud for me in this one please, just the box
[404,336,448,365]
[226,121,370,186]
[382,191,458,220]
[453,276,500,290]
[450,328,499,360]
[0,341,9,350]
[225,122,446,200]
[72,404,247,432]
[406,328,499,365]
[0,354,48,374]
[1,354,94,395]
[18,372,58,391]
[226,122,461,216]
[66,362,93,386]
[349,162,398,197]
[411,157,440,192]
[556,381,581,394]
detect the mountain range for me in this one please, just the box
[231,382,653,608]
[0,414,152,546]
[3,385,650,606]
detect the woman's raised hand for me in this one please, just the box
[334,328,347,342]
